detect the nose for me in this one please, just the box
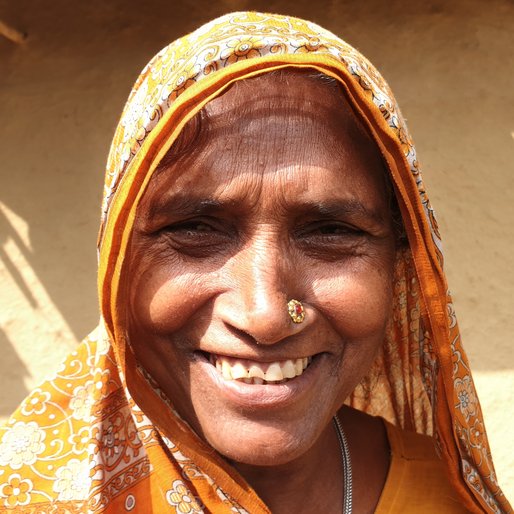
[216,235,312,345]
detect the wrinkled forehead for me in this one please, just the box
[153,70,383,177]
[205,70,369,137]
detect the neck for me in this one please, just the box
[232,420,343,514]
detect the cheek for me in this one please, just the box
[130,262,213,335]
[314,262,394,341]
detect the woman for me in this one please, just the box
[0,11,510,514]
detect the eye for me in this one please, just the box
[159,217,235,256]
[175,221,215,235]
[314,223,362,236]
[298,221,365,238]
[295,220,369,260]
[162,219,218,238]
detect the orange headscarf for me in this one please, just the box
[0,12,510,513]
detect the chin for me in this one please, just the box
[206,424,310,466]
[194,406,329,468]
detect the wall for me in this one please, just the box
[1,0,513,501]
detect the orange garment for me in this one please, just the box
[0,11,510,513]
[377,421,471,513]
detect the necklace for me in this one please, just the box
[333,414,353,514]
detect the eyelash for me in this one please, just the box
[297,221,365,238]
[172,221,216,233]
[158,218,233,252]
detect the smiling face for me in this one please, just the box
[126,72,396,467]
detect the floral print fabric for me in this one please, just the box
[0,11,511,513]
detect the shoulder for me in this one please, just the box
[0,331,118,509]
[384,419,440,460]
[376,420,471,513]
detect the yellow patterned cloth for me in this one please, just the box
[0,11,510,513]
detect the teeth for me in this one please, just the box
[212,355,313,385]
[265,363,283,381]
[231,362,248,380]
[248,364,265,380]
[282,360,296,379]
[221,360,233,380]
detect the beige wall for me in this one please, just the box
[1,0,513,500]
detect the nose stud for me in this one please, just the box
[287,299,305,323]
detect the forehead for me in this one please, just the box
[143,70,389,214]
[155,71,385,178]
[203,71,367,141]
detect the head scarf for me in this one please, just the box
[0,11,510,514]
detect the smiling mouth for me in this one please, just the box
[206,354,314,385]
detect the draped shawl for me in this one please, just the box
[0,11,510,514]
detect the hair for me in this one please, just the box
[155,69,406,245]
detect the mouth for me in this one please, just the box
[205,353,314,385]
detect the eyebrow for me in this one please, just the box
[146,194,224,221]
[145,193,387,225]
[297,200,387,224]
[286,198,388,225]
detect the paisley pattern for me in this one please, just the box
[0,11,510,513]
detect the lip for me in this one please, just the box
[194,351,325,410]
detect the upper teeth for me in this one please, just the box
[211,355,312,383]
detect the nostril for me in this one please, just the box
[225,324,260,345]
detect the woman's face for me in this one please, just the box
[128,73,396,466]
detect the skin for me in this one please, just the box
[127,72,395,513]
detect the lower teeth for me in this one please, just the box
[238,377,289,385]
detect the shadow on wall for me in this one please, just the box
[0,208,38,308]
[0,327,29,417]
